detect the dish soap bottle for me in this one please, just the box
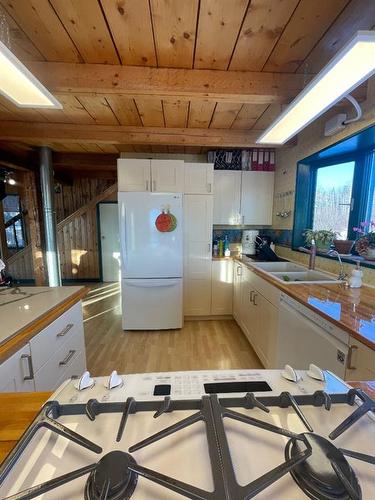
[218,238,224,257]
[349,262,363,288]
[224,235,230,257]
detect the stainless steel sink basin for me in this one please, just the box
[270,270,343,284]
[251,262,306,273]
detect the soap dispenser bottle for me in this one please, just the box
[349,262,363,288]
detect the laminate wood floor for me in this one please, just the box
[83,282,262,376]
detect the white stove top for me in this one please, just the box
[1,369,374,499]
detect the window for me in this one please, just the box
[292,123,375,255]
[2,195,26,250]
[312,161,355,239]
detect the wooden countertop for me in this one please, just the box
[0,287,88,363]
[235,257,375,351]
[0,391,52,464]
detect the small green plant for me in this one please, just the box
[304,229,336,249]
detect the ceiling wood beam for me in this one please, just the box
[0,150,36,171]
[26,62,314,104]
[53,152,117,168]
[0,122,265,148]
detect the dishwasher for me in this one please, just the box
[277,293,350,378]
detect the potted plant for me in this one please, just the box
[353,221,375,260]
[304,229,336,252]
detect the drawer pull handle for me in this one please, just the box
[21,354,34,381]
[347,345,358,370]
[249,290,254,302]
[236,266,242,276]
[59,350,76,366]
[252,293,258,306]
[57,323,74,338]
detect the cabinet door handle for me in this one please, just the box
[57,323,74,338]
[145,180,149,191]
[208,243,211,253]
[242,215,245,224]
[346,345,358,369]
[21,354,34,381]
[207,183,212,193]
[59,350,76,366]
[249,290,254,302]
[152,180,156,191]
[252,293,258,306]
[236,266,242,276]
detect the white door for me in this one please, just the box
[151,159,184,192]
[119,192,183,279]
[241,171,274,225]
[184,162,214,194]
[184,195,213,316]
[213,171,241,224]
[211,260,233,315]
[117,158,151,191]
[233,262,243,322]
[99,203,120,282]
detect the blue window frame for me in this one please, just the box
[292,124,375,253]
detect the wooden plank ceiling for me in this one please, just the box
[0,0,373,156]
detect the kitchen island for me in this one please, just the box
[0,286,88,392]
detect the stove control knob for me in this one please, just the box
[106,370,123,390]
[282,364,300,383]
[307,364,325,381]
[75,371,95,391]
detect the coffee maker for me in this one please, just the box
[241,230,259,255]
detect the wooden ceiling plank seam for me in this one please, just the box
[134,97,164,127]
[296,0,375,74]
[209,102,243,129]
[229,0,300,71]
[224,0,251,71]
[262,0,350,73]
[99,0,157,66]
[104,95,143,126]
[207,102,218,128]
[148,0,160,67]
[161,99,166,127]
[162,99,189,128]
[96,0,123,64]
[230,103,269,130]
[191,0,202,71]
[293,0,352,74]
[194,0,249,70]
[49,0,120,64]
[75,95,120,126]
[188,100,216,128]
[149,0,199,69]
[0,0,82,62]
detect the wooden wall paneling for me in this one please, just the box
[231,104,268,129]
[134,98,165,126]
[150,0,199,68]
[0,0,81,62]
[229,0,299,71]
[297,0,375,74]
[188,100,216,128]
[105,96,142,126]
[194,0,249,69]
[0,96,46,123]
[21,170,46,284]
[1,9,45,62]
[97,144,119,153]
[209,102,242,129]
[77,96,119,125]
[263,0,350,73]
[6,246,34,280]
[151,145,169,153]
[133,144,152,153]
[50,0,119,64]
[100,0,157,66]
[168,145,185,154]
[163,99,189,127]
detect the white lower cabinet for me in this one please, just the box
[233,262,279,368]
[345,338,375,381]
[0,344,35,392]
[0,301,86,393]
[211,260,233,315]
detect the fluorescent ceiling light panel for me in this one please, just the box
[0,40,62,108]
[257,31,375,145]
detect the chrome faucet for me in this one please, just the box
[328,249,348,281]
[308,239,316,270]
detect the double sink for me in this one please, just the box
[248,261,343,285]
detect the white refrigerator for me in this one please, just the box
[118,192,183,330]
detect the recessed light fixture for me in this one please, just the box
[257,31,375,145]
[0,40,62,109]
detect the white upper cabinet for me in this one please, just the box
[117,159,151,192]
[241,171,274,225]
[151,159,184,192]
[184,162,214,194]
[213,171,241,224]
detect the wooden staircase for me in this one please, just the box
[7,183,117,282]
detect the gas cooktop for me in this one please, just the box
[0,369,374,499]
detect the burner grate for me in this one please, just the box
[1,389,374,500]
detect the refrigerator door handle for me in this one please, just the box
[126,279,181,288]
[120,204,127,271]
